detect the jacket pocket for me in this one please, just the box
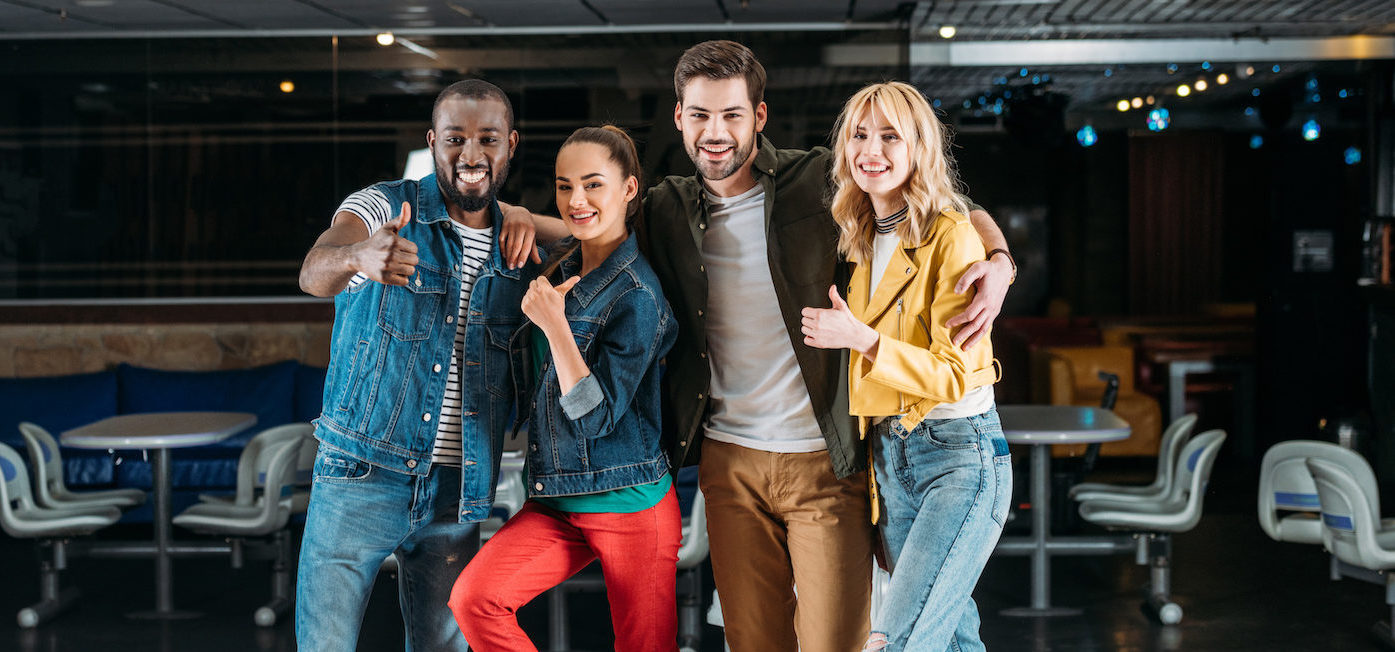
[377,266,448,341]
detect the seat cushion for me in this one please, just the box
[294,365,327,423]
[118,360,297,448]
[0,370,120,486]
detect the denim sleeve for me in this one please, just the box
[556,286,676,440]
[559,374,603,419]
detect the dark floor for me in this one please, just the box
[2,462,1389,652]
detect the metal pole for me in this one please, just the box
[152,447,173,614]
[1031,444,1050,609]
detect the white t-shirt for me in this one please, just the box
[337,188,493,467]
[700,184,826,453]
[869,229,993,420]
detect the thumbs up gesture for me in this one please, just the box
[522,275,581,337]
[354,202,420,286]
[801,285,880,356]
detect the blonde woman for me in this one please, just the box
[801,81,1010,652]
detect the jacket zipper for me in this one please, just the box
[896,297,905,412]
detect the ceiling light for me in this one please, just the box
[1176,84,1191,97]
[1146,95,1156,105]
[1116,99,1130,112]
[1194,79,1208,92]
[1245,66,1255,76]
[1302,119,1320,141]
[279,80,295,93]
[1076,125,1098,147]
[1131,97,1143,109]
[1147,108,1171,132]
[1216,73,1230,85]
[1345,147,1362,165]
[939,25,957,39]
[376,32,395,46]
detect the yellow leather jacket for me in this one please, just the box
[846,210,1000,436]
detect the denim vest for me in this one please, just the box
[315,174,539,523]
[513,233,677,497]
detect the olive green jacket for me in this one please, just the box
[643,135,863,479]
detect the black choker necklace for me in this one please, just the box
[874,206,909,234]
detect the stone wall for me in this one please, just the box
[0,322,333,377]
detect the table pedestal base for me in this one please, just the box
[1000,606,1083,618]
[127,609,202,620]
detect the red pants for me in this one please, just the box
[449,488,682,652]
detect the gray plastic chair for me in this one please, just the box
[173,430,315,626]
[1078,428,1226,625]
[1308,456,1395,645]
[1070,413,1197,504]
[18,422,146,510]
[197,423,312,507]
[1258,440,1379,546]
[1,442,121,628]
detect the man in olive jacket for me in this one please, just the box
[644,41,1014,651]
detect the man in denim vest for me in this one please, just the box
[295,79,539,651]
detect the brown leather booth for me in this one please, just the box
[1040,345,1162,457]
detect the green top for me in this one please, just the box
[534,473,673,514]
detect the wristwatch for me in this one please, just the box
[986,248,1016,285]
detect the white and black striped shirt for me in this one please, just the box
[336,188,493,467]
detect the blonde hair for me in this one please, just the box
[830,81,968,265]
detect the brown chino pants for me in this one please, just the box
[699,439,874,652]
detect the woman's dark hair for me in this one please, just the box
[542,125,646,278]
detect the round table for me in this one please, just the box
[62,411,257,619]
[996,405,1130,617]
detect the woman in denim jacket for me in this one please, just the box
[449,125,680,652]
[801,82,1012,652]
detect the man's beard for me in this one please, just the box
[436,161,510,213]
[686,134,755,182]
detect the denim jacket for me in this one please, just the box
[513,233,677,497]
[315,174,539,523]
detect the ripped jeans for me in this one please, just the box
[871,408,1011,652]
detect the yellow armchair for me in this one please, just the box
[1042,346,1162,457]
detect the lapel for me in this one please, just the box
[858,242,919,325]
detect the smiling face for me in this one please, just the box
[845,104,913,207]
[674,76,767,193]
[427,95,518,217]
[554,142,637,245]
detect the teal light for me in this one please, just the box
[1076,125,1098,147]
[1302,119,1321,141]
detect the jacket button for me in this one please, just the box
[406,459,418,469]
[422,413,432,422]
[530,443,539,452]
[699,352,707,359]
[679,440,687,447]
[433,364,442,373]
[699,265,705,272]
[534,482,544,491]
[697,393,704,400]
[697,309,704,317]
[699,223,707,230]
[445,315,454,324]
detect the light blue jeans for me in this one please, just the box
[296,446,479,652]
[872,408,1011,652]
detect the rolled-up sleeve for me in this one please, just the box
[559,374,604,419]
